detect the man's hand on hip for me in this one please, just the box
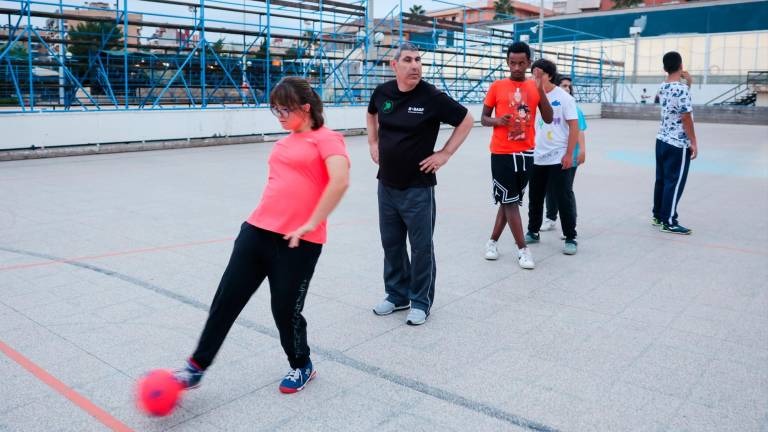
[419,150,451,173]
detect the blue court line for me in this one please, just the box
[606,150,768,179]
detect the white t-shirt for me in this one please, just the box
[534,86,578,165]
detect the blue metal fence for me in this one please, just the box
[0,0,625,113]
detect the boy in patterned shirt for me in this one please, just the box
[653,51,698,235]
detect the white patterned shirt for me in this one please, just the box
[656,81,693,148]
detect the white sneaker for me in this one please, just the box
[518,247,535,269]
[540,218,557,231]
[372,300,410,316]
[405,308,428,326]
[484,240,499,260]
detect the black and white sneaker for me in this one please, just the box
[661,223,692,235]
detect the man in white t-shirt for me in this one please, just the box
[524,59,580,255]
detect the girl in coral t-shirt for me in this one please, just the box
[168,77,350,395]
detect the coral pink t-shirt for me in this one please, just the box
[247,126,349,244]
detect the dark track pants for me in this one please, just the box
[528,164,577,240]
[653,139,691,226]
[191,222,321,370]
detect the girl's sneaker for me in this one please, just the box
[279,360,316,394]
[173,359,204,389]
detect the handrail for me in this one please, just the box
[705,83,747,105]
[747,71,768,86]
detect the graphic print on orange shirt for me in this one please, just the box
[507,87,531,142]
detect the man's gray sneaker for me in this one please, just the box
[372,300,410,316]
[405,308,428,326]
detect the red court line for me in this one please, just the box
[0,339,135,432]
[0,218,377,272]
[0,237,234,271]
[2,221,764,273]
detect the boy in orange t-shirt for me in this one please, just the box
[481,42,553,269]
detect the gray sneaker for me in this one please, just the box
[372,300,410,316]
[405,309,427,326]
[563,239,578,255]
[524,232,540,244]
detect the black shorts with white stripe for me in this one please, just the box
[491,152,533,205]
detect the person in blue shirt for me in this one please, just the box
[539,75,587,237]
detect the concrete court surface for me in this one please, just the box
[0,118,766,432]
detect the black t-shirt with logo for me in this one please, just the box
[368,80,468,189]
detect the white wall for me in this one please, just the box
[2,106,369,150]
[580,102,601,117]
[0,102,601,150]
[612,83,738,104]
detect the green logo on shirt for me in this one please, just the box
[382,100,394,114]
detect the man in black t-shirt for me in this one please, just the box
[367,42,474,326]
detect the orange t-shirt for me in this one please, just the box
[247,126,349,244]
[483,79,540,154]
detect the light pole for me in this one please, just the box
[58,0,65,106]
[366,0,374,100]
[629,15,646,84]
[538,0,543,57]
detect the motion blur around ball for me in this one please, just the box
[136,369,182,416]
